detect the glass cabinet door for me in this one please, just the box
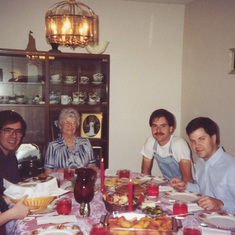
[0,53,46,104]
[48,55,109,106]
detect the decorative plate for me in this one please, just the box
[164,190,202,202]
[198,211,235,230]
[28,224,83,235]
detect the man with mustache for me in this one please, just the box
[170,117,235,213]
[141,109,194,183]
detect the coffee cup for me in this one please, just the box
[93,73,104,82]
[61,95,72,105]
[80,76,89,84]
[15,95,25,104]
[51,74,61,81]
[0,96,9,104]
[78,91,87,103]
[66,76,76,82]
[72,92,79,103]
[89,92,100,104]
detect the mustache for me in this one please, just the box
[154,132,164,136]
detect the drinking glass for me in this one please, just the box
[183,226,202,235]
[118,169,130,178]
[173,201,188,215]
[90,223,107,235]
[56,198,72,215]
[74,167,97,217]
[64,168,75,179]
[146,182,159,197]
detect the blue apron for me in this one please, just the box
[153,137,182,180]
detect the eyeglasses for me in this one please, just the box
[63,120,76,126]
[1,128,23,137]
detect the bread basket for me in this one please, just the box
[11,196,55,212]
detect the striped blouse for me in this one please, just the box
[44,136,95,171]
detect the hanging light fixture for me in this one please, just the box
[45,0,99,51]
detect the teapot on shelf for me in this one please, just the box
[49,91,61,104]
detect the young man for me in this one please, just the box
[170,117,235,214]
[141,109,194,182]
[0,110,26,195]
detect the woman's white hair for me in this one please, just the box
[58,108,80,128]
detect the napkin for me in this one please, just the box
[200,226,231,235]
[37,215,77,225]
[105,169,117,176]
[165,203,203,212]
[3,178,69,199]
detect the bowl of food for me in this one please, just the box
[102,192,140,212]
[107,212,178,235]
[11,196,55,212]
[116,183,147,197]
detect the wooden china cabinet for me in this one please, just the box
[0,48,110,169]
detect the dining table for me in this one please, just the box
[5,170,235,235]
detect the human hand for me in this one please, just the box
[197,196,224,211]
[10,195,38,220]
[57,168,65,173]
[170,177,188,191]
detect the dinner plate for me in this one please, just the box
[198,211,235,230]
[28,224,83,235]
[134,175,168,184]
[18,176,54,187]
[164,190,202,202]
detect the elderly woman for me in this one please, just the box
[44,108,97,174]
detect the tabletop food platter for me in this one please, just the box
[198,211,235,230]
[28,224,83,235]
[164,190,202,202]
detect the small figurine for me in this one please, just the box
[26,31,37,51]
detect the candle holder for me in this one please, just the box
[74,167,97,217]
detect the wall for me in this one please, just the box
[181,0,235,161]
[0,0,185,175]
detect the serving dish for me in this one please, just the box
[106,212,181,234]
[102,192,140,212]
[11,196,55,212]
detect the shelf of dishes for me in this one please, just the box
[50,73,105,85]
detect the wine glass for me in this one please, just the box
[74,167,97,217]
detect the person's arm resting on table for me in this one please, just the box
[141,156,153,175]
[179,159,193,183]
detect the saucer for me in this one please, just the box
[88,101,97,105]
[92,81,103,85]
[64,80,76,84]
[50,80,61,84]
[79,82,89,85]
[72,101,80,105]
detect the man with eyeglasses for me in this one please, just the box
[0,110,26,208]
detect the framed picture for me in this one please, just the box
[81,113,103,138]
[51,119,60,141]
[93,146,102,168]
[229,48,235,74]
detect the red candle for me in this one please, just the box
[128,179,133,212]
[100,158,105,192]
